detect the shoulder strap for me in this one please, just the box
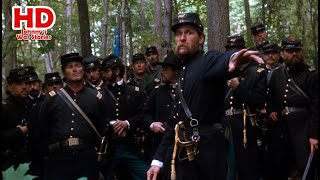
[282,67,309,100]
[103,86,118,104]
[176,80,200,142]
[224,88,233,101]
[57,88,102,139]
[177,80,193,120]
[139,76,154,91]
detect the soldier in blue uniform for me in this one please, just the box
[25,66,46,105]
[29,72,64,179]
[225,35,246,52]
[250,22,269,51]
[224,35,267,180]
[127,53,158,101]
[1,68,32,171]
[39,52,108,180]
[101,57,149,180]
[267,36,318,180]
[145,46,161,81]
[261,43,283,83]
[100,54,119,86]
[83,55,105,90]
[142,52,182,174]
[147,12,264,180]
[42,72,64,94]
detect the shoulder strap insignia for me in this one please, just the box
[135,86,140,91]
[96,91,103,99]
[154,78,160,83]
[308,66,316,72]
[257,68,265,73]
[155,85,160,89]
[49,91,56,97]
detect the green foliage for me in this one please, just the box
[1,0,318,79]
[78,177,88,180]
[2,163,37,180]
[2,163,88,180]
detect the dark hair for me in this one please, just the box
[112,64,125,78]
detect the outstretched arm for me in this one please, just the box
[228,49,264,72]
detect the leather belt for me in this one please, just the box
[225,108,243,116]
[48,137,85,152]
[281,107,307,116]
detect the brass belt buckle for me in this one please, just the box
[67,138,79,146]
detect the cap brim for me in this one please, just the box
[84,66,100,70]
[251,28,266,35]
[146,50,158,55]
[45,79,62,85]
[8,76,30,83]
[171,22,203,32]
[282,46,303,50]
[62,58,83,66]
[263,49,279,52]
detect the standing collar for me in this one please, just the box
[28,92,42,99]
[112,79,124,86]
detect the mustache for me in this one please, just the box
[177,44,189,49]
[20,90,28,94]
[29,89,39,94]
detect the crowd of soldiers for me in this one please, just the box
[1,12,318,180]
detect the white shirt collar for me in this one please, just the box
[112,79,124,86]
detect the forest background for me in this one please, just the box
[2,0,318,98]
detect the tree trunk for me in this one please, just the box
[261,0,267,25]
[102,0,109,57]
[296,0,307,47]
[43,52,55,73]
[127,8,133,66]
[76,0,92,57]
[307,0,318,68]
[310,0,318,68]
[206,0,230,51]
[243,0,253,47]
[3,0,17,78]
[121,0,127,65]
[138,0,147,31]
[153,0,163,59]
[173,0,178,16]
[123,5,133,81]
[65,0,73,53]
[154,0,162,36]
[162,0,172,54]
